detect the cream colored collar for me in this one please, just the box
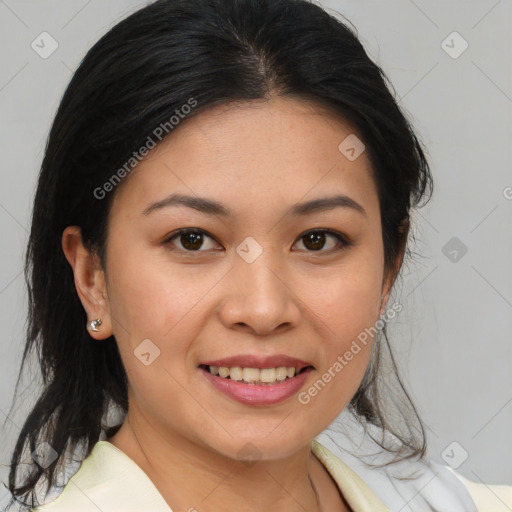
[34,439,390,511]
[311,439,390,511]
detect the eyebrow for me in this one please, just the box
[142,193,366,217]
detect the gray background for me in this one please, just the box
[1,0,511,508]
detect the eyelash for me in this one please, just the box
[163,228,352,255]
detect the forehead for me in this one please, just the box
[110,96,379,221]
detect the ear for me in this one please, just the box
[61,226,112,340]
[379,218,409,316]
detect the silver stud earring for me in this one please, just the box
[89,318,102,332]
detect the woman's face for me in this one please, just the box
[96,97,395,461]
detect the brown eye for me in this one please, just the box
[295,229,350,253]
[179,231,204,250]
[164,229,219,252]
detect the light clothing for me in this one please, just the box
[31,438,512,512]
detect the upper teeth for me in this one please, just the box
[209,366,297,384]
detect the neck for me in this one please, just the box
[108,412,323,512]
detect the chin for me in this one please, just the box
[202,430,314,464]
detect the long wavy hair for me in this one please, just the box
[5,0,433,508]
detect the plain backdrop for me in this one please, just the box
[1,0,511,508]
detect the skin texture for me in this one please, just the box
[62,96,403,512]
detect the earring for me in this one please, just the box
[88,318,102,332]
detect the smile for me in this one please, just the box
[199,363,313,405]
[202,365,307,385]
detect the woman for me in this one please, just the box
[6,0,511,511]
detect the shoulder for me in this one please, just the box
[31,441,171,512]
[445,466,512,512]
[313,432,512,512]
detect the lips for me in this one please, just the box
[198,354,314,405]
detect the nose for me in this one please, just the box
[217,249,301,336]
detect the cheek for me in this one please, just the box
[107,257,205,427]
[297,273,379,424]
[105,246,221,405]
[120,361,209,444]
[106,245,209,344]
[300,261,383,341]
[293,253,383,408]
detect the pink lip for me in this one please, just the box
[200,366,313,406]
[201,354,312,371]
